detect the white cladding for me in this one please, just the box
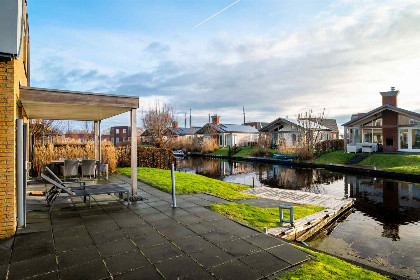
[0,0,23,57]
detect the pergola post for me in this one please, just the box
[98,121,102,180]
[94,121,99,161]
[130,109,138,197]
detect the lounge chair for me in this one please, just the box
[41,173,130,211]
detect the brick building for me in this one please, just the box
[0,0,30,238]
[110,126,131,145]
[343,88,420,153]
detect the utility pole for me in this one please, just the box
[243,106,246,124]
[189,108,192,128]
[208,113,211,123]
[184,112,187,128]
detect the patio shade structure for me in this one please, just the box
[19,86,140,196]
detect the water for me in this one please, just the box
[176,157,420,279]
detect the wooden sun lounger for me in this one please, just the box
[41,173,130,211]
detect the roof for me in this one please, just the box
[20,86,139,121]
[342,104,420,126]
[305,118,338,132]
[196,123,258,134]
[169,127,200,135]
[259,117,330,132]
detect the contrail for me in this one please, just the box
[193,0,241,29]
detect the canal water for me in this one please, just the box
[176,157,420,279]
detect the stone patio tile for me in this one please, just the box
[141,242,183,263]
[58,245,101,268]
[131,231,168,248]
[242,234,284,250]
[179,269,217,280]
[201,230,237,244]
[159,226,196,241]
[123,224,158,238]
[174,214,204,225]
[240,250,289,276]
[114,218,147,228]
[52,217,84,229]
[161,208,190,218]
[155,255,203,280]
[97,239,137,258]
[55,234,95,252]
[218,238,261,258]
[221,224,260,238]
[172,235,213,252]
[210,259,262,280]
[189,245,234,268]
[91,229,127,244]
[132,207,160,216]
[11,240,55,262]
[186,221,218,234]
[8,254,57,280]
[194,211,225,221]
[147,217,180,230]
[105,250,150,275]
[267,244,313,265]
[0,264,7,280]
[53,225,89,239]
[60,259,109,280]
[82,214,114,224]
[183,206,211,213]
[30,271,59,280]
[143,213,169,223]
[85,220,119,234]
[114,265,163,280]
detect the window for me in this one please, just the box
[123,129,127,133]
[363,130,372,143]
[400,129,409,149]
[116,129,119,134]
[219,135,223,146]
[116,138,119,144]
[292,134,297,145]
[373,129,383,144]
[412,129,420,149]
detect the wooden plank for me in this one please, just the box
[130,109,137,197]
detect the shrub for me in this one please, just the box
[116,145,175,169]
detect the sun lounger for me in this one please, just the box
[41,173,130,211]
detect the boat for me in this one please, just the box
[272,153,296,160]
[173,150,187,157]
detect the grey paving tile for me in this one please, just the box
[267,244,312,265]
[53,225,89,239]
[194,211,225,221]
[172,235,213,252]
[218,238,260,258]
[114,265,163,280]
[11,240,55,262]
[131,232,168,248]
[174,214,204,225]
[91,229,127,244]
[179,269,217,280]
[97,239,137,258]
[30,271,60,280]
[186,221,218,234]
[147,218,180,230]
[123,224,158,238]
[143,213,169,222]
[240,250,290,276]
[155,255,203,280]
[159,226,196,241]
[210,259,262,280]
[55,234,95,252]
[201,230,237,245]
[189,245,234,268]
[242,234,284,250]
[105,250,150,275]
[58,246,101,269]
[141,242,183,263]
[0,264,7,280]
[8,254,57,280]
[85,220,119,234]
[60,259,109,280]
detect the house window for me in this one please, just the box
[400,129,408,149]
[219,135,223,146]
[123,129,127,133]
[116,129,119,134]
[116,138,119,144]
[412,129,420,149]
[292,134,297,145]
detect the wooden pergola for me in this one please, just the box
[19,86,140,196]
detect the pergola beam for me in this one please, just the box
[130,109,138,196]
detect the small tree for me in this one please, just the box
[142,104,174,148]
[82,121,94,141]
[295,109,327,160]
[30,119,64,144]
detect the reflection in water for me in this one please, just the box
[177,157,420,278]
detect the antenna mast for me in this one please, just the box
[243,106,246,124]
[189,108,192,128]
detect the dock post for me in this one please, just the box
[171,163,177,208]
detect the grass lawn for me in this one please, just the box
[210,148,229,156]
[278,247,389,280]
[206,202,324,231]
[313,150,356,164]
[117,167,255,199]
[359,154,420,174]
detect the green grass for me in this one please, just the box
[210,148,230,156]
[313,150,356,164]
[360,154,420,174]
[278,247,389,280]
[206,202,324,231]
[117,167,255,199]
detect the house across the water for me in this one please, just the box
[259,117,336,148]
[343,87,420,153]
[196,115,259,147]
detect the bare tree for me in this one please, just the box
[82,121,94,141]
[30,119,64,144]
[295,109,327,159]
[142,103,174,148]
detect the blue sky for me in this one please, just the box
[27,0,420,132]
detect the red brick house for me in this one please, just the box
[343,88,420,153]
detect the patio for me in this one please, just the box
[1,175,312,280]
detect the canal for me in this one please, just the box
[176,157,420,279]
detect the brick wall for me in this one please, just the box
[382,110,398,152]
[0,2,29,239]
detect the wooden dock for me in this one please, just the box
[242,187,354,241]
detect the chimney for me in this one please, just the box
[172,121,178,128]
[211,115,220,125]
[380,87,399,107]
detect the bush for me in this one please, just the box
[116,145,175,169]
[314,139,344,157]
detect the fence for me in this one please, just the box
[116,146,175,169]
[32,141,117,176]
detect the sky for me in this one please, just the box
[27,0,420,132]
